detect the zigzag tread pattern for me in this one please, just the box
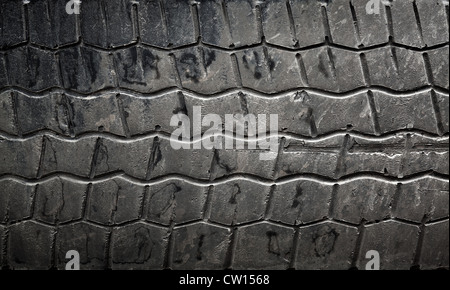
[0,0,449,270]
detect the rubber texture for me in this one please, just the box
[0,0,448,270]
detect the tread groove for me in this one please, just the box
[366,90,381,135]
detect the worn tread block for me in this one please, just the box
[197,0,232,48]
[416,0,449,47]
[395,178,449,223]
[0,91,18,135]
[113,46,177,93]
[0,0,26,48]
[164,0,196,47]
[333,179,395,224]
[67,94,125,136]
[236,47,303,93]
[343,135,404,178]
[277,137,342,179]
[372,90,439,135]
[289,0,325,47]
[295,222,358,270]
[390,0,424,47]
[111,223,168,270]
[29,0,78,48]
[0,137,42,178]
[147,138,213,180]
[16,92,71,136]
[6,47,59,91]
[357,220,419,270]
[81,0,135,48]
[39,136,96,178]
[233,222,294,270]
[269,181,332,225]
[58,47,115,93]
[365,47,428,91]
[327,0,360,48]
[351,0,389,47]
[420,220,449,269]
[209,180,269,226]
[0,180,34,224]
[34,178,86,224]
[171,222,231,270]
[87,178,144,225]
[9,221,53,270]
[174,47,237,94]
[226,0,260,47]
[260,0,296,48]
[94,137,153,179]
[56,222,109,270]
[144,180,208,225]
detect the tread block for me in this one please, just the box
[39,136,96,177]
[416,0,449,47]
[94,137,153,179]
[209,180,269,225]
[0,91,18,135]
[58,47,115,93]
[173,47,237,94]
[197,0,232,48]
[0,137,42,178]
[119,92,183,136]
[372,90,438,134]
[236,47,303,93]
[295,222,358,270]
[269,181,332,225]
[16,92,71,136]
[144,181,208,226]
[34,178,86,224]
[396,178,449,223]
[0,53,8,88]
[390,0,424,47]
[357,220,419,270]
[260,0,296,48]
[111,223,168,270]
[210,147,278,180]
[81,0,135,48]
[0,180,34,224]
[67,94,125,136]
[327,0,360,48]
[289,0,325,47]
[365,47,428,90]
[333,180,395,224]
[233,222,294,270]
[113,46,177,93]
[144,180,208,226]
[56,222,109,270]
[139,0,196,48]
[9,221,53,270]
[226,0,260,47]
[146,138,214,180]
[6,47,59,91]
[436,92,449,134]
[427,47,449,89]
[29,0,78,48]
[0,0,26,48]
[87,178,144,225]
[420,220,449,269]
[171,222,231,270]
[351,0,389,47]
